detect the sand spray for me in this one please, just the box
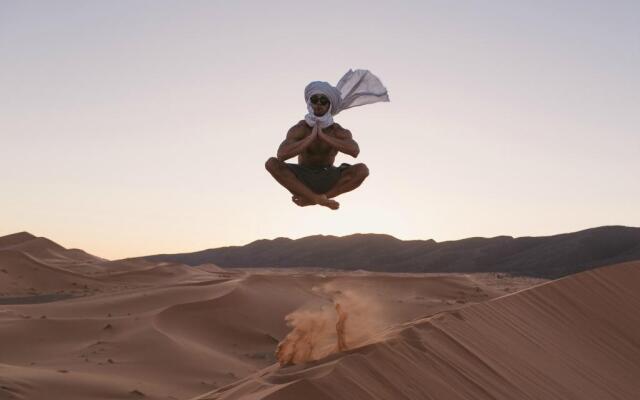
[276,281,389,365]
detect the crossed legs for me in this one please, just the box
[265,157,369,210]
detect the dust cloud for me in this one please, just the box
[276,282,389,365]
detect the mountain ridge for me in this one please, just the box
[3,226,639,278]
[132,225,640,278]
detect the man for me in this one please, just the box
[265,92,369,210]
[265,69,389,210]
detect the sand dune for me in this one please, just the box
[1,269,511,399]
[0,232,106,274]
[0,233,227,302]
[0,233,544,400]
[3,232,637,400]
[192,260,640,400]
[0,249,104,301]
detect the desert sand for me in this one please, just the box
[1,232,638,399]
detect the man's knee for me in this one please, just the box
[354,163,369,180]
[265,157,281,173]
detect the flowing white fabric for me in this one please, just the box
[303,69,389,127]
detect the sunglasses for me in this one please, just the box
[310,95,330,106]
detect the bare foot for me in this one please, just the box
[315,194,340,210]
[292,195,314,207]
[291,194,339,210]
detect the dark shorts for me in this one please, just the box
[285,163,351,194]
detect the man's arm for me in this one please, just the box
[318,126,360,158]
[277,123,317,161]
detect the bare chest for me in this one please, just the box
[305,136,336,155]
[302,126,339,156]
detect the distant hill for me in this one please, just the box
[0,231,106,264]
[135,225,640,278]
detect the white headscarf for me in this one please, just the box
[304,69,390,128]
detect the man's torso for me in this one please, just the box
[295,120,347,168]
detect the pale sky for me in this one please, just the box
[1,1,639,260]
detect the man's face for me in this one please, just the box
[310,94,330,116]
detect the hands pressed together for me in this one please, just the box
[311,123,328,142]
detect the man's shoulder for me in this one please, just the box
[331,123,352,137]
[286,120,311,138]
[291,120,310,131]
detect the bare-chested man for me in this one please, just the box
[265,92,369,210]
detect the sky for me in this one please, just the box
[1,0,639,259]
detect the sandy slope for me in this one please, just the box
[0,233,225,301]
[0,270,523,400]
[0,233,544,399]
[5,232,637,400]
[192,260,640,400]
